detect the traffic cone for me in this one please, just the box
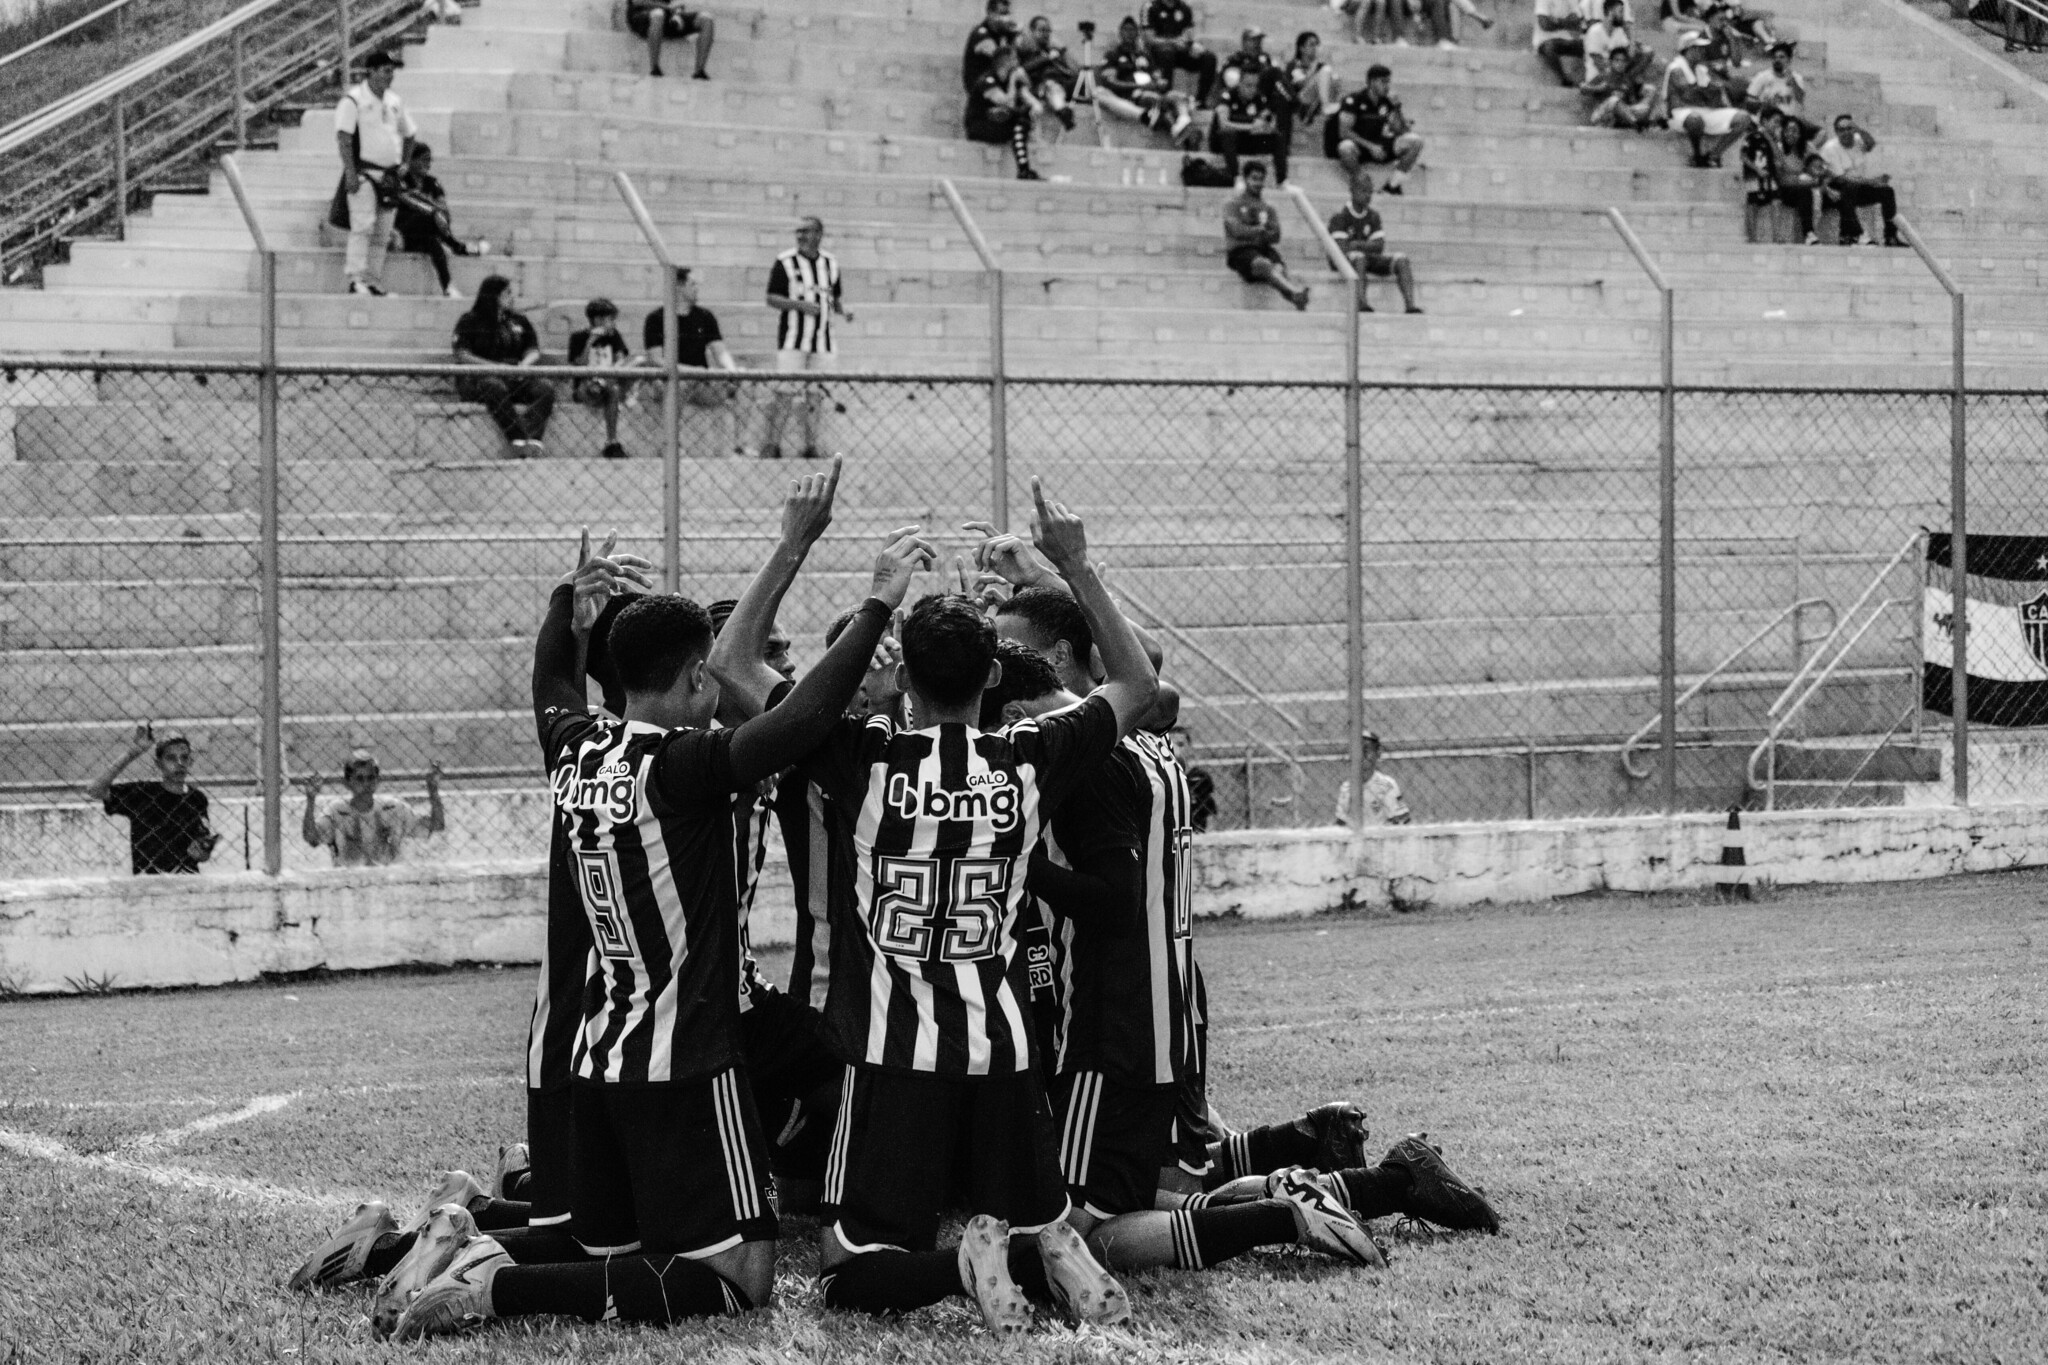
[1715,808,1752,901]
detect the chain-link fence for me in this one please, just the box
[2,357,2012,881]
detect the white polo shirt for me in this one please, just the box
[1534,0,1583,49]
[334,83,418,170]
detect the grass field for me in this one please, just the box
[3,875,2046,1363]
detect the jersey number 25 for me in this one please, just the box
[870,855,1008,963]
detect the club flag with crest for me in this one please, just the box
[1922,532,2048,727]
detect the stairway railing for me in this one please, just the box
[0,0,420,283]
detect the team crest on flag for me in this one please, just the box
[2023,591,2048,670]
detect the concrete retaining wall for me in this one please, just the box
[4,804,2045,995]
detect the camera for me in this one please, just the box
[1078,20,1097,38]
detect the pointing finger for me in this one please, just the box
[600,529,619,560]
[1030,476,1050,520]
[577,525,591,567]
[825,452,843,499]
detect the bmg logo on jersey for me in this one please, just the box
[886,769,1020,830]
[552,757,639,824]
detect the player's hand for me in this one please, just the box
[961,520,1057,590]
[425,760,443,796]
[1028,478,1090,576]
[189,833,221,860]
[780,454,841,549]
[566,527,633,634]
[870,526,938,609]
[970,571,1014,612]
[129,721,155,755]
[300,771,322,798]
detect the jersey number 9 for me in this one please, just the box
[871,855,1010,964]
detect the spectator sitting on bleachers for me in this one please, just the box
[963,0,1019,94]
[1533,0,1588,87]
[1096,16,1197,143]
[1664,30,1751,167]
[1329,63,1422,195]
[966,44,1044,181]
[1744,41,1817,137]
[642,267,749,454]
[1328,176,1423,313]
[87,724,220,876]
[1818,112,1904,247]
[1283,32,1340,128]
[1017,15,1081,131]
[1220,28,1294,172]
[1142,0,1218,103]
[332,50,416,297]
[1212,31,1290,184]
[626,0,714,80]
[301,751,444,867]
[391,144,489,300]
[1743,106,1820,243]
[1430,0,1498,48]
[1581,0,1656,94]
[452,274,555,458]
[569,297,637,461]
[1697,2,1757,99]
[1715,0,1780,57]
[2002,0,2044,54]
[1222,161,1311,310]
[1659,0,1704,30]
[1589,63,1663,129]
[419,0,463,23]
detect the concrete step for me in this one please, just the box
[1768,735,1946,783]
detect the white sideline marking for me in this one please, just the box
[0,1126,345,1212]
[131,1092,298,1151]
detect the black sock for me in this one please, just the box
[1169,1200,1298,1268]
[1220,1122,1320,1179]
[1007,1240,1051,1302]
[473,1198,531,1232]
[1010,122,1032,172]
[490,1225,586,1264]
[1337,1164,1412,1221]
[492,1254,748,1322]
[820,1250,962,1313]
[363,1230,415,1279]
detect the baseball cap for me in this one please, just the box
[1242,24,1265,39]
[1360,729,1382,745]
[363,49,404,70]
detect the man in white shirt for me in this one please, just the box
[333,50,418,296]
[1333,731,1412,827]
[1817,113,1903,247]
[301,750,445,866]
[1664,30,1750,167]
[1744,41,1815,136]
[1582,0,1653,93]
[1533,0,1588,87]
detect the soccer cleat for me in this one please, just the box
[493,1142,530,1200]
[1383,1134,1500,1234]
[1275,1168,1387,1269]
[392,1234,511,1341]
[1037,1218,1131,1327]
[286,1200,397,1290]
[1301,1101,1371,1171]
[371,1203,479,1339]
[956,1215,1031,1336]
[407,1170,491,1231]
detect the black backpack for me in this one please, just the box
[1180,155,1235,189]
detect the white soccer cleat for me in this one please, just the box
[371,1203,479,1339]
[406,1170,490,1232]
[286,1200,397,1290]
[392,1234,511,1341]
[493,1142,530,1200]
[1037,1218,1131,1327]
[957,1214,1032,1336]
[1275,1168,1387,1269]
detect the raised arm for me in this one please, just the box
[532,529,654,732]
[721,528,937,786]
[1027,478,1157,735]
[87,722,153,802]
[710,456,841,721]
[963,520,1165,674]
[300,772,325,847]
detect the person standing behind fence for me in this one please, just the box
[301,751,445,866]
[86,723,221,875]
[1333,730,1412,827]
[763,218,850,461]
[333,50,417,297]
[453,275,556,458]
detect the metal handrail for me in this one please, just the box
[1282,184,1361,287]
[1168,676,1305,808]
[1747,598,1913,806]
[937,178,1009,530]
[216,153,270,254]
[0,0,132,77]
[1815,700,1922,808]
[1765,531,1922,720]
[1112,582,1305,736]
[1618,596,1836,780]
[611,171,683,593]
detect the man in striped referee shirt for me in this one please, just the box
[763,217,851,461]
[805,480,1155,1333]
[389,479,939,1339]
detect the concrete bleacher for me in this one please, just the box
[2,0,2037,821]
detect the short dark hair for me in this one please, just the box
[607,595,714,696]
[585,296,617,320]
[996,587,1093,674]
[1367,62,1391,80]
[824,606,861,647]
[979,640,1063,728]
[1242,159,1268,178]
[900,594,997,707]
[1834,112,1854,125]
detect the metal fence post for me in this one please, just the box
[1606,208,1677,813]
[1895,216,1967,805]
[233,30,248,148]
[223,156,283,873]
[1284,185,1364,824]
[938,180,1007,528]
[111,98,127,236]
[337,0,353,92]
[611,173,681,589]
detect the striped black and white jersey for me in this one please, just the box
[526,797,598,1091]
[801,694,1119,1075]
[766,249,842,353]
[542,706,755,1086]
[1042,730,1198,1087]
[732,783,776,1013]
[778,778,839,1012]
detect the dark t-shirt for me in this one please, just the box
[641,305,725,368]
[1328,203,1387,255]
[1099,42,1163,98]
[452,308,538,364]
[1186,765,1218,831]
[567,327,632,367]
[104,782,211,875]
[1338,91,1402,144]
[962,19,1008,93]
[1216,76,1273,127]
[1145,0,1195,38]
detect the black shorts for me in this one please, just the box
[964,108,1026,144]
[1173,1067,1214,1177]
[570,1071,777,1258]
[1338,135,1401,164]
[1226,244,1282,281]
[524,1086,574,1227]
[626,4,702,39]
[822,1064,1068,1252]
[1055,1071,1177,1219]
[1349,251,1396,278]
[741,981,845,1180]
